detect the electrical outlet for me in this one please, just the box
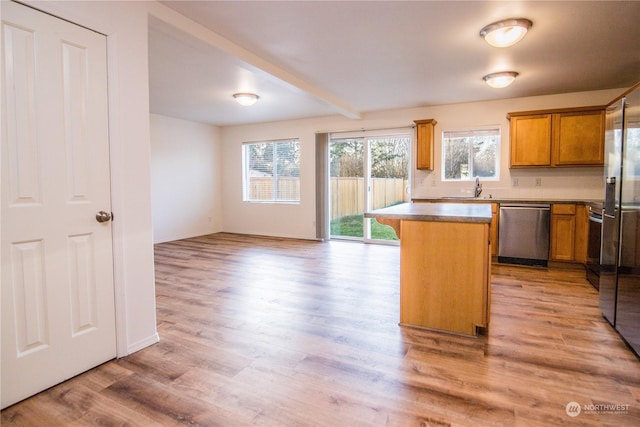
[512,178,519,187]
[535,177,542,187]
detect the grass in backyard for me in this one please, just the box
[330,214,399,240]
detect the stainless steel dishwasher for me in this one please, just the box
[498,204,550,267]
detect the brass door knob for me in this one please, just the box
[95,211,113,223]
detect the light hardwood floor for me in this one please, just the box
[2,232,639,426]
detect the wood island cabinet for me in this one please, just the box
[400,220,490,336]
[414,119,436,170]
[508,107,605,168]
[366,203,492,336]
[490,203,499,257]
[415,199,499,256]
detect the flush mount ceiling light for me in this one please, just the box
[483,71,519,89]
[480,18,532,48]
[233,92,260,106]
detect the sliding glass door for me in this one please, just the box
[329,132,410,243]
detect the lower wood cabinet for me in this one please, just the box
[574,204,588,263]
[550,203,588,262]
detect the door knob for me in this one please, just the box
[95,211,113,223]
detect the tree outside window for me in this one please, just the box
[442,128,500,180]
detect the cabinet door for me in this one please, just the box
[510,114,552,167]
[552,110,605,166]
[490,203,499,256]
[414,119,436,170]
[574,204,588,263]
[550,204,576,261]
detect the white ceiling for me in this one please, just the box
[149,1,640,127]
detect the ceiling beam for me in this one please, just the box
[148,3,361,120]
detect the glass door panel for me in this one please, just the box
[330,138,365,239]
[367,136,410,242]
[329,132,410,243]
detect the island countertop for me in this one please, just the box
[365,202,492,224]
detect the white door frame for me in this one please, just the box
[105,34,128,358]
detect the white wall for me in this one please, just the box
[28,0,159,356]
[221,121,318,239]
[221,88,626,240]
[150,114,222,243]
[410,90,622,200]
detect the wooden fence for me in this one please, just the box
[247,177,300,201]
[248,177,409,219]
[330,177,409,219]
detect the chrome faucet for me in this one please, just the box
[474,177,482,198]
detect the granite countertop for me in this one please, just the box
[365,202,492,223]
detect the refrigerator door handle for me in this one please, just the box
[604,176,617,217]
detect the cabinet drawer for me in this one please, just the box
[552,204,576,215]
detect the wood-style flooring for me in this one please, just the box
[2,232,639,426]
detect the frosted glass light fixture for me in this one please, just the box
[483,72,519,89]
[480,18,532,48]
[233,92,260,106]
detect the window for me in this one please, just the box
[442,128,500,180]
[243,139,300,203]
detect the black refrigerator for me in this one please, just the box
[600,82,640,356]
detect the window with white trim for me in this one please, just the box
[442,128,500,180]
[243,139,300,203]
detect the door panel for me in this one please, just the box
[330,138,365,239]
[615,87,640,355]
[1,1,116,408]
[367,136,409,242]
[329,134,410,242]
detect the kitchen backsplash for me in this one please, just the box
[412,166,604,201]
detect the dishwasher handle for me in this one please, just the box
[500,204,550,210]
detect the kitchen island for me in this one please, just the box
[365,203,492,336]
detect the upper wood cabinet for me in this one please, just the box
[414,119,437,170]
[508,107,605,168]
[552,110,605,166]
[509,113,552,167]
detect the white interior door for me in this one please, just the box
[1,1,116,408]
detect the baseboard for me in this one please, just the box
[125,332,160,356]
